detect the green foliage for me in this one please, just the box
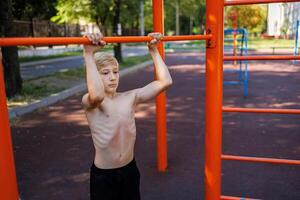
[51,0,92,24]
[144,0,153,32]
[120,1,140,28]
[49,0,207,36]
[51,0,142,34]
[164,0,206,35]
[90,0,114,32]
[225,5,267,34]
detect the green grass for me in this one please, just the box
[120,55,150,68]
[8,55,151,108]
[18,51,83,62]
[248,38,295,49]
[164,40,206,51]
[18,45,114,63]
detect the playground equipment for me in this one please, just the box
[294,19,300,64]
[1,0,300,200]
[224,28,248,97]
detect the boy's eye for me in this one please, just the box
[113,71,119,74]
[102,72,109,75]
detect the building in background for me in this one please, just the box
[267,2,300,38]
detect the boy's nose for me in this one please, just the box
[109,72,116,80]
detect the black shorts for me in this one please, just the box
[90,159,141,200]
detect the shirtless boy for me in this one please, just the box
[82,32,172,200]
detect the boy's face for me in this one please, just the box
[99,64,119,95]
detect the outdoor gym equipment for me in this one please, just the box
[1,0,300,200]
[224,28,248,97]
[294,20,300,64]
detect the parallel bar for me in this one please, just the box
[0,50,19,200]
[221,195,260,200]
[205,0,224,199]
[224,0,300,6]
[222,155,300,165]
[0,34,212,46]
[153,0,167,172]
[224,55,300,61]
[223,107,300,114]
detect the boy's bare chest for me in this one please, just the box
[100,96,134,118]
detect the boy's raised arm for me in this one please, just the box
[82,33,106,109]
[135,33,173,104]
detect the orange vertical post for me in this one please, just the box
[152,0,168,171]
[205,0,224,199]
[0,50,19,200]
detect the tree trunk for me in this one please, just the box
[0,0,22,98]
[140,0,145,36]
[113,0,123,63]
[175,0,180,35]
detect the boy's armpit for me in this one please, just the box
[82,93,101,110]
[82,93,91,109]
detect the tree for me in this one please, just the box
[164,0,206,35]
[113,0,123,62]
[0,0,23,98]
[52,0,126,62]
[225,5,267,34]
[90,0,114,34]
[12,0,57,20]
[51,0,92,24]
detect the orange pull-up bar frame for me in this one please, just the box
[223,107,300,114]
[0,34,211,46]
[224,55,300,61]
[0,53,19,200]
[152,0,167,172]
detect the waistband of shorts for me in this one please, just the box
[91,159,136,173]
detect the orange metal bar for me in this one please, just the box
[221,195,260,200]
[205,0,224,199]
[0,34,211,46]
[223,107,300,114]
[0,50,19,200]
[153,0,167,172]
[224,55,300,61]
[222,155,300,165]
[224,0,300,6]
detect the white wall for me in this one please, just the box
[267,2,300,37]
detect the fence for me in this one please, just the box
[13,20,141,38]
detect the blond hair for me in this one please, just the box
[94,52,119,71]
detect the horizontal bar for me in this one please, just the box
[224,55,300,61]
[221,195,260,200]
[224,0,300,6]
[222,155,300,165]
[224,81,242,85]
[223,107,300,114]
[0,34,212,46]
